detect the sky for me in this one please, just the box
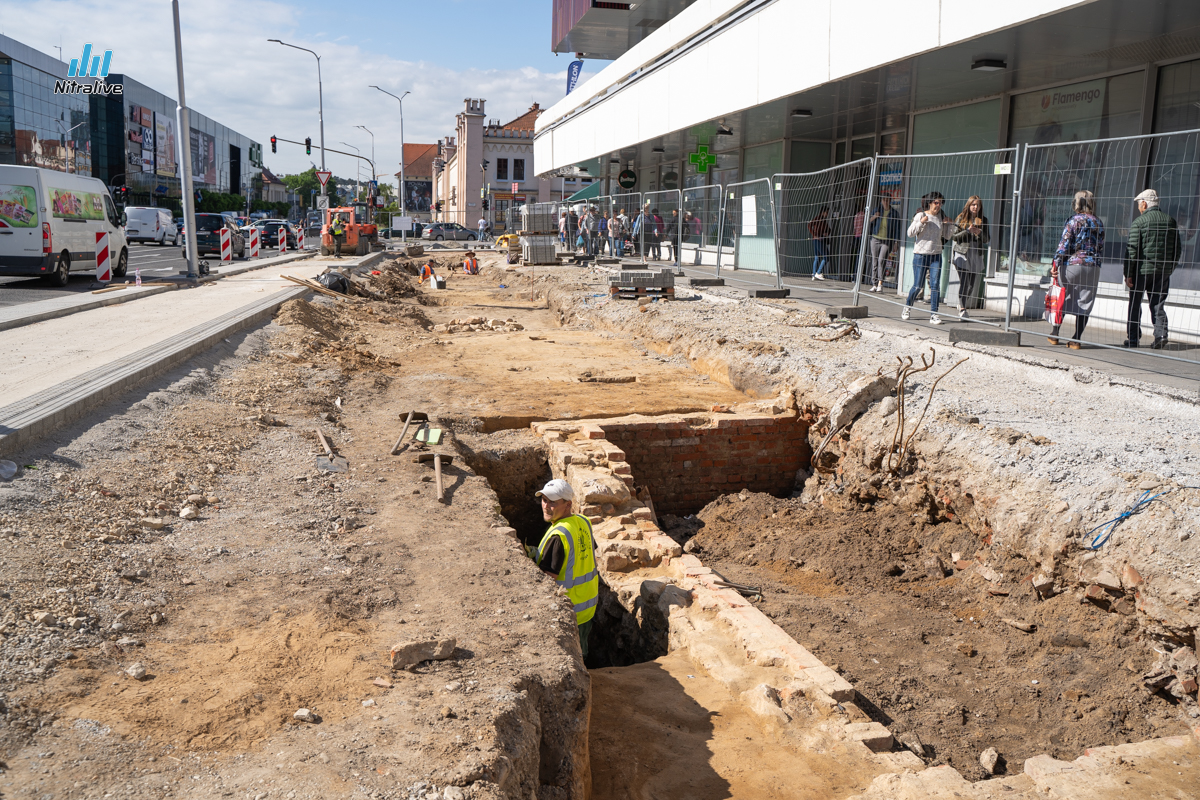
[3,0,605,186]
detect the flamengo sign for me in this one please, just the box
[316,171,332,188]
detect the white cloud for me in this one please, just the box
[5,0,587,184]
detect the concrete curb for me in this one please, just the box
[0,251,314,334]
[0,285,307,457]
[0,284,178,333]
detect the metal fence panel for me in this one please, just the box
[869,148,1018,325]
[681,185,723,269]
[775,159,874,297]
[718,178,779,283]
[641,189,683,268]
[1007,128,1200,361]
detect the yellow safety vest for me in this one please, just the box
[536,514,599,625]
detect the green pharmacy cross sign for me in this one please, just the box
[689,145,716,173]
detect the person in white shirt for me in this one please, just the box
[477,216,488,241]
[903,192,952,324]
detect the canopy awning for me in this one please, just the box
[564,181,601,202]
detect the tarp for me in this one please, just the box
[565,181,601,202]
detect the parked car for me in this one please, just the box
[421,222,475,241]
[244,219,298,249]
[381,223,424,240]
[183,213,246,258]
[0,164,128,285]
[124,206,179,246]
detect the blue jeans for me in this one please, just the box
[813,239,829,276]
[611,236,620,257]
[906,253,941,313]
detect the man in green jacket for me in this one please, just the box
[1124,190,1181,350]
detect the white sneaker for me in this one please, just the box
[929,314,942,325]
[811,274,817,281]
[815,274,826,281]
[901,306,911,320]
[959,308,970,318]
[874,284,882,292]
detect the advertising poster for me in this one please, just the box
[154,113,176,177]
[49,188,104,220]
[0,184,38,227]
[406,180,432,212]
[190,127,216,185]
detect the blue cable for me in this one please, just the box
[1085,486,1200,549]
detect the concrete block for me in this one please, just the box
[802,664,855,702]
[844,721,894,752]
[747,288,790,298]
[389,638,456,669]
[688,278,725,286]
[826,305,868,320]
[947,327,1021,347]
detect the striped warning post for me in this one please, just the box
[95,231,111,282]
[220,228,231,263]
[278,227,286,253]
[249,228,260,258]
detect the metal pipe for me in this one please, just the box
[1004,144,1025,332]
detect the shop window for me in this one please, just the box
[1155,59,1200,134]
[496,158,508,180]
[514,159,525,181]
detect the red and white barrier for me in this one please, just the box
[249,228,260,258]
[219,228,231,263]
[95,231,111,282]
[278,227,286,254]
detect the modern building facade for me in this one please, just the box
[435,99,554,230]
[537,0,1200,193]
[0,34,263,207]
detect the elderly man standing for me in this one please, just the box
[1124,189,1181,349]
[530,479,599,656]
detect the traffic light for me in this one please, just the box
[482,199,489,211]
[480,160,489,174]
[270,136,277,153]
[434,201,442,213]
[305,137,312,155]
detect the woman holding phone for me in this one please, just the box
[951,196,990,316]
[903,192,952,324]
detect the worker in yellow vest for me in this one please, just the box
[532,479,599,656]
[462,251,479,274]
[329,215,346,259]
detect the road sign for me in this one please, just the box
[316,196,330,209]
[95,232,111,282]
[316,170,332,188]
[392,215,413,231]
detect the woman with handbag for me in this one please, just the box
[950,196,989,316]
[1049,190,1104,349]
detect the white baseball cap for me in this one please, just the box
[535,479,574,502]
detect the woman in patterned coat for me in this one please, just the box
[1049,190,1105,349]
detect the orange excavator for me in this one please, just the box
[320,202,380,257]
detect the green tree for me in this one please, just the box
[280,167,348,210]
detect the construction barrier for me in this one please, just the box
[95,231,110,283]
[249,228,260,258]
[641,189,683,268]
[717,178,779,283]
[220,229,231,263]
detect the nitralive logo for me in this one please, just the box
[55,43,122,95]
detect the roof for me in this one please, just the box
[261,167,281,184]
[500,103,542,132]
[395,143,438,180]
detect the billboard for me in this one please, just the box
[190,127,216,185]
[154,112,176,177]
[405,180,432,213]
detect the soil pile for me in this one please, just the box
[676,490,1188,781]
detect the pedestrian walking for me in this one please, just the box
[690,210,703,265]
[664,209,680,263]
[1048,190,1104,349]
[808,207,831,281]
[902,192,951,324]
[598,211,609,256]
[866,199,899,292]
[477,216,488,242]
[650,208,663,260]
[559,210,568,247]
[1123,189,1181,349]
[950,196,990,316]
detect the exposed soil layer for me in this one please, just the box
[675,490,1191,782]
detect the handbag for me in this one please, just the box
[1043,277,1065,325]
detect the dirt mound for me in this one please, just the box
[275,298,345,339]
[682,490,1187,781]
[369,267,420,299]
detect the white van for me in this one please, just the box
[124,206,178,246]
[0,165,128,286]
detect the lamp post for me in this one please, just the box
[268,39,325,196]
[339,142,361,201]
[355,126,375,195]
[173,0,199,279]
[370,87,409,217]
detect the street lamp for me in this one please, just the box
[173,0,200,279]
[340,142,361,200]
[268,39,325,195]
[370,87,409,217]
[355,126,375,193]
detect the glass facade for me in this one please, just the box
[0,34,261,208]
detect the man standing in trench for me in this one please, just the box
[530,479,599,657]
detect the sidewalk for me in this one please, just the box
[0,250,313,334]
[658,261,1200,397]
[0,251,379,456]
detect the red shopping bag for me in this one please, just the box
[1044,278,1065,325]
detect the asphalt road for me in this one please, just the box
[0,244,190,309]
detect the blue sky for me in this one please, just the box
[3,0,606,182]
